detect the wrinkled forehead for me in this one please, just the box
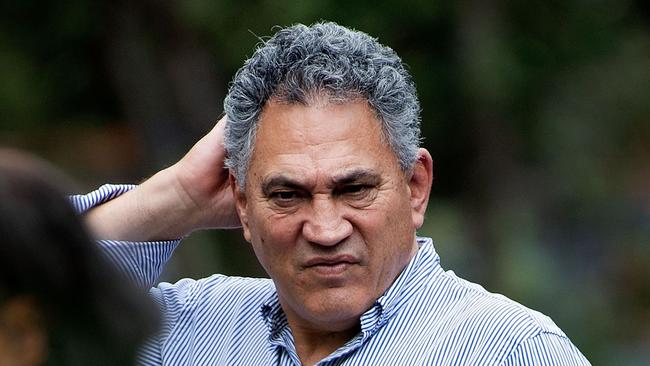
[261,92,389,143]
[249,98,400,181]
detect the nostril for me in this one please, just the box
[302,218,353,247]
[302,197,353,246]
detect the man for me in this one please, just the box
[75,22,590,365]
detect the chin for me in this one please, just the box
[304,289,371,329]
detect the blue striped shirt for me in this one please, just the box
[72,185,590,365]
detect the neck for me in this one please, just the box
[292,322,360,366]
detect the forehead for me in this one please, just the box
[247,98,400,184]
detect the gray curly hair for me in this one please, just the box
[224,22,421,188]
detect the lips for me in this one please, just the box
[303,255,360,276]
[304,255,359,267]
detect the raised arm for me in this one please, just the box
[84,116,241,242]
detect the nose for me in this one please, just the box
[302,196,352,246]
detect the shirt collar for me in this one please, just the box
[358,237,438,339]
[260,237,440,354]
[260,300,300,362]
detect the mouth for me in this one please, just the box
[303,255,360,276]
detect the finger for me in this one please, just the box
[209,115,227,141]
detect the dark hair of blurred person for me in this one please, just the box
[0,149,159,366]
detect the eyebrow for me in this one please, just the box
[261,175,304,196]
[261,169,381,195]
[331,169,381,186]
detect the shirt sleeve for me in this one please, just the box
[499,332,591,366]
[72,184,203,363]
[70,184,181,289]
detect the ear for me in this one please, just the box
[408,148,434,229]
[229,171,252,242]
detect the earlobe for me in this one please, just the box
[229,172,252,242]
[408,148,434,229]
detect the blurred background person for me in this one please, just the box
[0,148,159,365]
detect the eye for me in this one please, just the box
[339,184,371,197]
[269,190,304,207]
[335,183,378,208]
[275,191,297,200]
[345,185,365,193]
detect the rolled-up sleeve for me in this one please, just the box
[70,184,181,289]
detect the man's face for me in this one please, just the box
[234,97,428,333]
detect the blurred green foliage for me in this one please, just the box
[1,0,648,364]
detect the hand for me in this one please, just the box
[85,116,241,242]
[170,116,241,230]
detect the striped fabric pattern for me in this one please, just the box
[71,186,591,365]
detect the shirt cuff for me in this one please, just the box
[69,183,137,214]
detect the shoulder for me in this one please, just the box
[427,270,587,364]
[155,274,274,304]
[500,331,591,365]
[145,275,276,355]
[440,270,565,337]
[151,275,275,318]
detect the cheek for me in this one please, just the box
[250,210,302,244]
[248,211,303,270]
[360,197,415,264]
